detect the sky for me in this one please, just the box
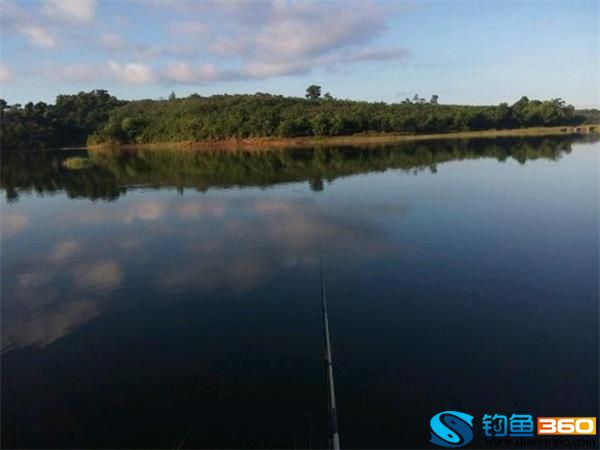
[0,0,598,107]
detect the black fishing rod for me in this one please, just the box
[320,261,340,450]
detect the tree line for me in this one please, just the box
[1,87,596,150]
[1,90,124,150]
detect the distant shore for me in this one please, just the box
[89,124,598,152]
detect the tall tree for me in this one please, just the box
[305,85,322,100]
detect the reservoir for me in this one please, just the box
[1,136,598,448]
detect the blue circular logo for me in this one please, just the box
[430,411,474,448]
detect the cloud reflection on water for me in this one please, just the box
[1,211,28,238]
[2,194,400,350]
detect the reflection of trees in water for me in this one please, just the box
[1,150,123,202]
[1,135,593,202]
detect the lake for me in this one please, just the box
[1,136,598,449]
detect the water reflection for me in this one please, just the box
[2,135,593,202]
[2,194,397,351]
[1,135,598,448]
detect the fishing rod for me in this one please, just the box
[321,261,340,450]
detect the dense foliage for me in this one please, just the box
[1,88,595,150]
[3,135,593,202]
[90,94,583,144]
[576,108,600,124]
[0,90,124,150]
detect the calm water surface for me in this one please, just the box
[1,137,598,448]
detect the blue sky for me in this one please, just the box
[0,0,598,107]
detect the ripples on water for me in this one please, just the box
[1,136,598,448]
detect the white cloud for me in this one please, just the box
[40,61,155,85]
[243,60,310,78]
[169,20,208,37]
[336,48,409,63]
[3,0,410,86]
[17,24,57,48]
[0,1,30,28]
[42,0,96,23]
[198,63,219,81]
[164,62,195,83]
[0,64,13,82]
[46,63,100,82]
[45,60,158,85]
[241,47,408,80]
[210,36,249,56]
[254,4,382,61]
[114,14,130,27]
[0,2,57,49]
[108,60,156,85]
[143,0,406,84]
[163,62,223,83]
[101,33,126,51]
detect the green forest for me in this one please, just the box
[1,88,597,150]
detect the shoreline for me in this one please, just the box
[83,124,596,152]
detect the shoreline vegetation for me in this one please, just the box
[91,124,599,152]
[1,88,599,152]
